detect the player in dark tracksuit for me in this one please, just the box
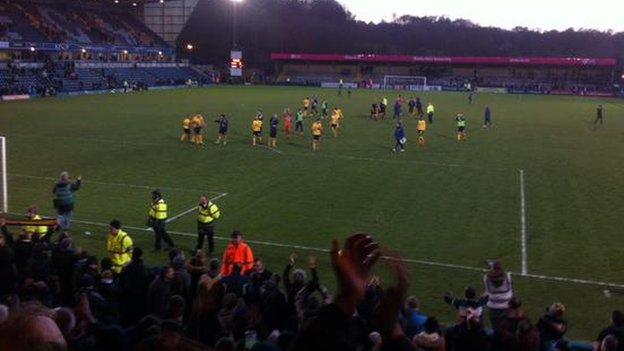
[415,97,423,115]
[594,105,604,125]
[393,122,406,152]
[268,114,279,148]
[483,106,492,128]
[215,114,229,145]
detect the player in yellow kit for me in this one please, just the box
[417,114,427,146]
[192,114,206,145]
[311,118,323,151]
[330,107,343,137]
[180,115,192,143]
[251,116,263,146]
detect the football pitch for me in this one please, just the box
[1,86,623,339]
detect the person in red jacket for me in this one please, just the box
[220,231,254,276]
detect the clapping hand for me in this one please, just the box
[374,254,410,341]
[331,233,381,315]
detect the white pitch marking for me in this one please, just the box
[9,173,225,195]
[31,215,624,289]
[257,144,283,155]
[519,169,528,276]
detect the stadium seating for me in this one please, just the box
[0,63,210,95]
[0,0,166,47]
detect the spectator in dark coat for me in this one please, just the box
[221,264,249,296]
[148,266,174,319]
[98,270,121,322]
[537,303,568,351]
[259,278,289,334]
[52,172,81,231]
[170,255,190,300]
[51,236,77,305]
[0,227,16,298]
[187,276,224,346]
[119,247,151,326]
[250,258,273,284]
[13,233,34,277]
[594,310,624,351]
[186,250,208,300]
[517,319,541,351]
[497,297,528,351]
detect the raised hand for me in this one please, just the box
[374,254,410,341]
[331,233,381,315]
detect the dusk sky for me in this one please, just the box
[339,0,623,32]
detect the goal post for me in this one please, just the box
[0,136,6,214]
[382,75,428,91]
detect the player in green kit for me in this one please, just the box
[295,109,305,136]
[321,100,329,119]
[456,113,467,142]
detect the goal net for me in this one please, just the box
[382,75,427,91]
[0,137,6,214]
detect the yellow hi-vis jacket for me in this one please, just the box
[198,202,221,224]
[426,104,435,114]
[148,199,168,220]
[23,215,48,236]
[107,230,133,274]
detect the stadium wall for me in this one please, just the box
[142,0,199,46]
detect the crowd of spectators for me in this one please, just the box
[0,219,622,351]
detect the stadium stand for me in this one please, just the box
[0,0,212,96]
[272,53,618,96]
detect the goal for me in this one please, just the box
[382,75,427,91]
[0,137,6,213]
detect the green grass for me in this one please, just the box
[1,86,624,340]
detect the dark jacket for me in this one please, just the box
[53,179,81,212]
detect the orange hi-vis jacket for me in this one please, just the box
[220,242,255,276]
